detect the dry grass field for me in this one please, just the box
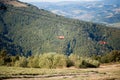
[0,63,120,80]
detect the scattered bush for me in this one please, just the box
[68,54,79,67]
[0,59,4,66]
[39,53,67,69]
[0,49,7,66]
[0,50,100,68]
[0,49,19,66]
[108,50,120,62]
[93,50,120,63]
[53,54,67,68]
[75,58,100,68]
[27,55,39,68]
[68,54,100,68]
[84,58,100,68]
[14,57,27,67]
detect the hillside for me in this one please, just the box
[0,0,120,56]
[30,0,120,27]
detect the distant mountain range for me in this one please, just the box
[0,0,120,56]
[30,0,120,28]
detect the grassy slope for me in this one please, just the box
[0,1,120,56]
[0,64,120,80]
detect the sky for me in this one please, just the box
[19,0,98,2]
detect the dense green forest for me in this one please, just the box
[0,0,120,58]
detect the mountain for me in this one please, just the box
[0,0,120,56]
[30,0,120,28]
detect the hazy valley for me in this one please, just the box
[30,0,120,28]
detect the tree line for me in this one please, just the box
[0,49,120,69]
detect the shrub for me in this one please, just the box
[14,57,27,67]
[108,50,120,62]
[0,49,20,66]
[66,58,74,67]
[39,53,67,69]
[68,54,100,68]
[74,58,100,68]
[27,55,39,68]
[53,54,67,68]
[68,54,79,67]
[0,59,4,66]
[84,58,100,68]
[100,50,120,63]
[10,56,19,66]
[0,49,7,66]
[39,53,54,68]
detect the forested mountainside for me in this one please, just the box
[0,0,120,56]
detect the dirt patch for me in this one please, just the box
[3,64,120,80]
[7,1,27,7]
[0,0,27,7]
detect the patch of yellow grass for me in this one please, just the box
[1,64,120,80]
[2,0,28,7]
[8,1,27,7]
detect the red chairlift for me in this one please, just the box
[58,36,65,39]
[99,41,107,45]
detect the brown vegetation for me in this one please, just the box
[0,0,27,7]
